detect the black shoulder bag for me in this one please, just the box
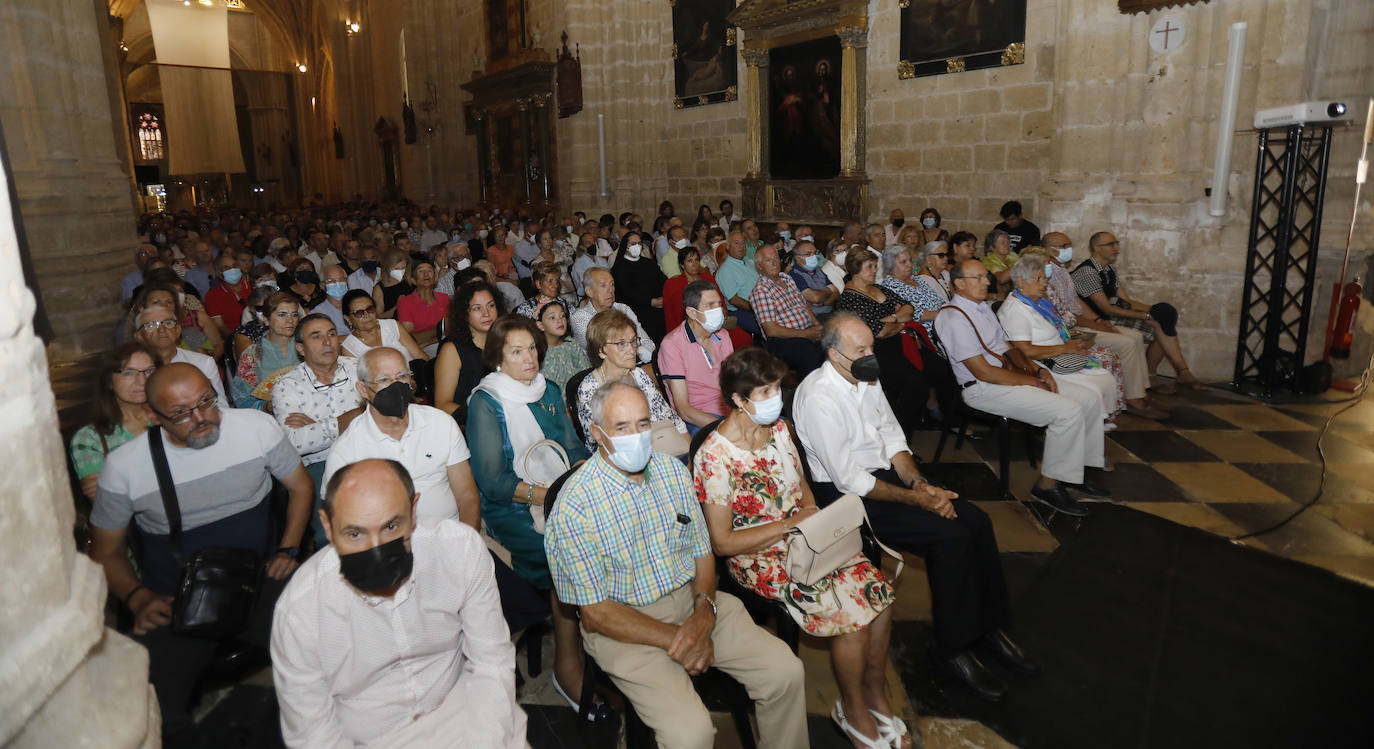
[148,426,261,639]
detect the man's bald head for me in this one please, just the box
[1042,232,1071,250]
[323,458,416,520]
[145,362,211,412]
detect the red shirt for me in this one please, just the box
[205,279,251,326]
[662,271,751,350]
[397,291,450,333]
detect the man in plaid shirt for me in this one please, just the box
[750,245,825,375]
[545,380,806,748]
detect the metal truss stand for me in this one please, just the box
[1231,124,1334,397]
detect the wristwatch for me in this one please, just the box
[276,545,300,559]
[908,476,928,490]
[693,592,717,617]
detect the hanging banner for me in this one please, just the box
[146,0,245,175]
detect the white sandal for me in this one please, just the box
[869,709,912,748]
[832,700,889,749]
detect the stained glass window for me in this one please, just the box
[137,112,164,161]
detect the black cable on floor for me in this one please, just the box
[1228,367,1371,541]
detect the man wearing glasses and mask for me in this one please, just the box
[89,363,314,746]
[272,459,525,748]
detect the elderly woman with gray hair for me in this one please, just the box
[998,254,1120,423]
[879,245,946,335]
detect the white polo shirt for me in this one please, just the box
[322,403,471,519]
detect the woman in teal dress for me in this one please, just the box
[231,291,301,409]
[70,341,161,503]
[467,314,608,720]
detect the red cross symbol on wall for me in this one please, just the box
[1154,21,1179,50]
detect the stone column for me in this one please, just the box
[837,26,867,177]
[742,47,768,179]
[0,0,145,359]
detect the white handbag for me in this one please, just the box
[786,494,904,586]
[650,419,690,457]
[520,438,570,535]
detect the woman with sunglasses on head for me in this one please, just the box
[232,291,303,409]
[70,342,163,502]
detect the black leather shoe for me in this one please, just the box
[1029,484,1089,517]
[1069,481,1112,499]
[930,647,1007,701]
[983,629,1041,676]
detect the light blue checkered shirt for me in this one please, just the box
[544,451,710,607]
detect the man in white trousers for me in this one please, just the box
[935,259,1111,517]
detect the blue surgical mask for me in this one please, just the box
[698,306,724,332]
[779,231,791,241]
[802,254,820,270]
[221,268,243,284]
[1056,246,1074,264]
[922,217,937,229]
[746,393,783,425]
[600,426,653,473]
[1044,263,1054,278]
[326,281,348,299]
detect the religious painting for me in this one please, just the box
[768,36,841,180]
[671,0,738,108]
[898,0,1026,80]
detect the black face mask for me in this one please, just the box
[337,536,413,593]
[839,351,881,382]
[361,260,381,273]
[371,380,414,418]
[295,269,319,285]
[891,218,905,229]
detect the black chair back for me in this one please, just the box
[564,367,594,443]
[542,465,581,520]
[686,418,724,469]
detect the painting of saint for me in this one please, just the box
[672,0,738,106]
[768,36,841,180]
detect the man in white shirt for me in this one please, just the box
[418,215,449,254]
[935,259,1108,518]
[272,459,526,749]
[133,304,228,407]
[794,312,1033,703]
[301,230,339,272]
[272,313,366,545]
[717,199,738,234]
[884,208,906,248]
[323,347,481,527]
[570,267,656,364]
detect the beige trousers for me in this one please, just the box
[582,585,808,749]
[1093,326,1150,400]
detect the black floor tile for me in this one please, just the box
[1256,430,1374,464]
[921,461,1007,500]
[526,704,623,748]
[1233,462,1323,502]
[1204,502,1373,556]
[1159,405,1241,430]
[1108,431,1222,463]
[1097,463,1193,502]
[1164,387,1249,406]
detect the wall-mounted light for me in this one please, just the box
[298,63,308,73]
[346,21,361,35]
[311,96,317,110]
[198,0,214,6]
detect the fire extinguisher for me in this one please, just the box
[1331,278,1363,359]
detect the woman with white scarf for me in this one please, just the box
[466,314,610,722]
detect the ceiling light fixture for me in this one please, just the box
[346,21,361,35]
[298,63,308,73]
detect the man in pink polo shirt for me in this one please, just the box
[659,280,736,435]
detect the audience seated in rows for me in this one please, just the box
[569,266,655,364]
[575,308,687,455]
[751,243,825,375]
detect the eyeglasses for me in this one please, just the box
[273,311,302,320]
[118,366,157,379]
[369,372,414,388]
[606,337,641,350]
[930,252,950,259]
[155,393,219,425]
[138,319,179,334]
[349,305,377,317]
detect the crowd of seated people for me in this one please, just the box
[75,196,1200,747]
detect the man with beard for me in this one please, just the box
[271,459,526,748]
[89,363,314,746]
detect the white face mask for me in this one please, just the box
[625,243,642,260]
[673,238,690,249]
[478,229,489,239]
[598,425,653,473]
[746,393,783,425]
[399,221,408,230]
[1056,246,1074,264]
[696,306,724,332]
[454,257,472,271]
[389,268,405,281]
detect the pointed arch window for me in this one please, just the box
[137,112,164,161]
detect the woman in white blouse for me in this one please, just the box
[998,255,1118,421]
[340,289,428,362]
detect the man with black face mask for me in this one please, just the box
[272,459,526,748]
[322,347,481,527]
[795,312,1031,703]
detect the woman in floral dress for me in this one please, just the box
[693,347,910,748]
